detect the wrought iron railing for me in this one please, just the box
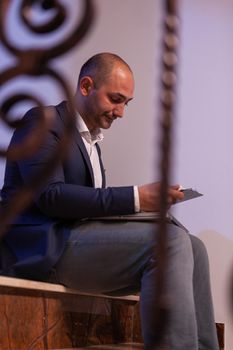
[151,1,180,346]
[0,0,95,237]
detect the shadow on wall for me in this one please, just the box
[198,230,233,349]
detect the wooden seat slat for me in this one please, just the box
[0,275,140,301]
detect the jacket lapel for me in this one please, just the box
[74,128,95,185]
[96,144,106,188]
[56,101,105,187]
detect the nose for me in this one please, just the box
[113,103,125,118]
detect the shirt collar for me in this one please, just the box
[76,113,104,144]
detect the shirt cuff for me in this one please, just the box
[133,186,140,212]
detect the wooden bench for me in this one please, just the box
[0,275,224,349]
[0,275,140,302]
[0,275,142,350]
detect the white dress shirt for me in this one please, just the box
[76,115,103,188]
[76,114,140,211]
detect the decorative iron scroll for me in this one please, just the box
[0,0,95,238]
[154,0,180,347]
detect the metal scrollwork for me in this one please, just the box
[154,0,179,346]
[0,0,95,237]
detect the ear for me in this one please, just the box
[79,76,94,96]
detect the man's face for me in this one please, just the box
[80,64,134,131]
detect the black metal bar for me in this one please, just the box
[152,1,180,347]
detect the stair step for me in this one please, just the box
[53,344,143,350]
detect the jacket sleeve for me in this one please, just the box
[14,107,135,220]
[37,183,135,219]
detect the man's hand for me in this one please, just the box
[138,182,184,212]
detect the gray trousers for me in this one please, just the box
[53,221,219,349]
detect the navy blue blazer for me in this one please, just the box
[1,101,135,280]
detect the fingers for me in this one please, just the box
[138,182,184,212]
[170,184,181,190]
[168,187,184,205]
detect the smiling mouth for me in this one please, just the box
[104,114,116,123]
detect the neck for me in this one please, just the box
[74,93,97,133]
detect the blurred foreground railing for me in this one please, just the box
[0,0,95,238]
[153,1,180,347]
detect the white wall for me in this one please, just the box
[1,0,233,348]
[174,0,233,347]
[175,0,233,240]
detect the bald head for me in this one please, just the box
[75,53,134,132]
[78,52,133,88]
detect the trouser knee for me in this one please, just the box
[188,234,209,266]
[145,224,194,269]
[166,224,193,254]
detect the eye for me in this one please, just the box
[108,94,131,106]
[110,95,121,103]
